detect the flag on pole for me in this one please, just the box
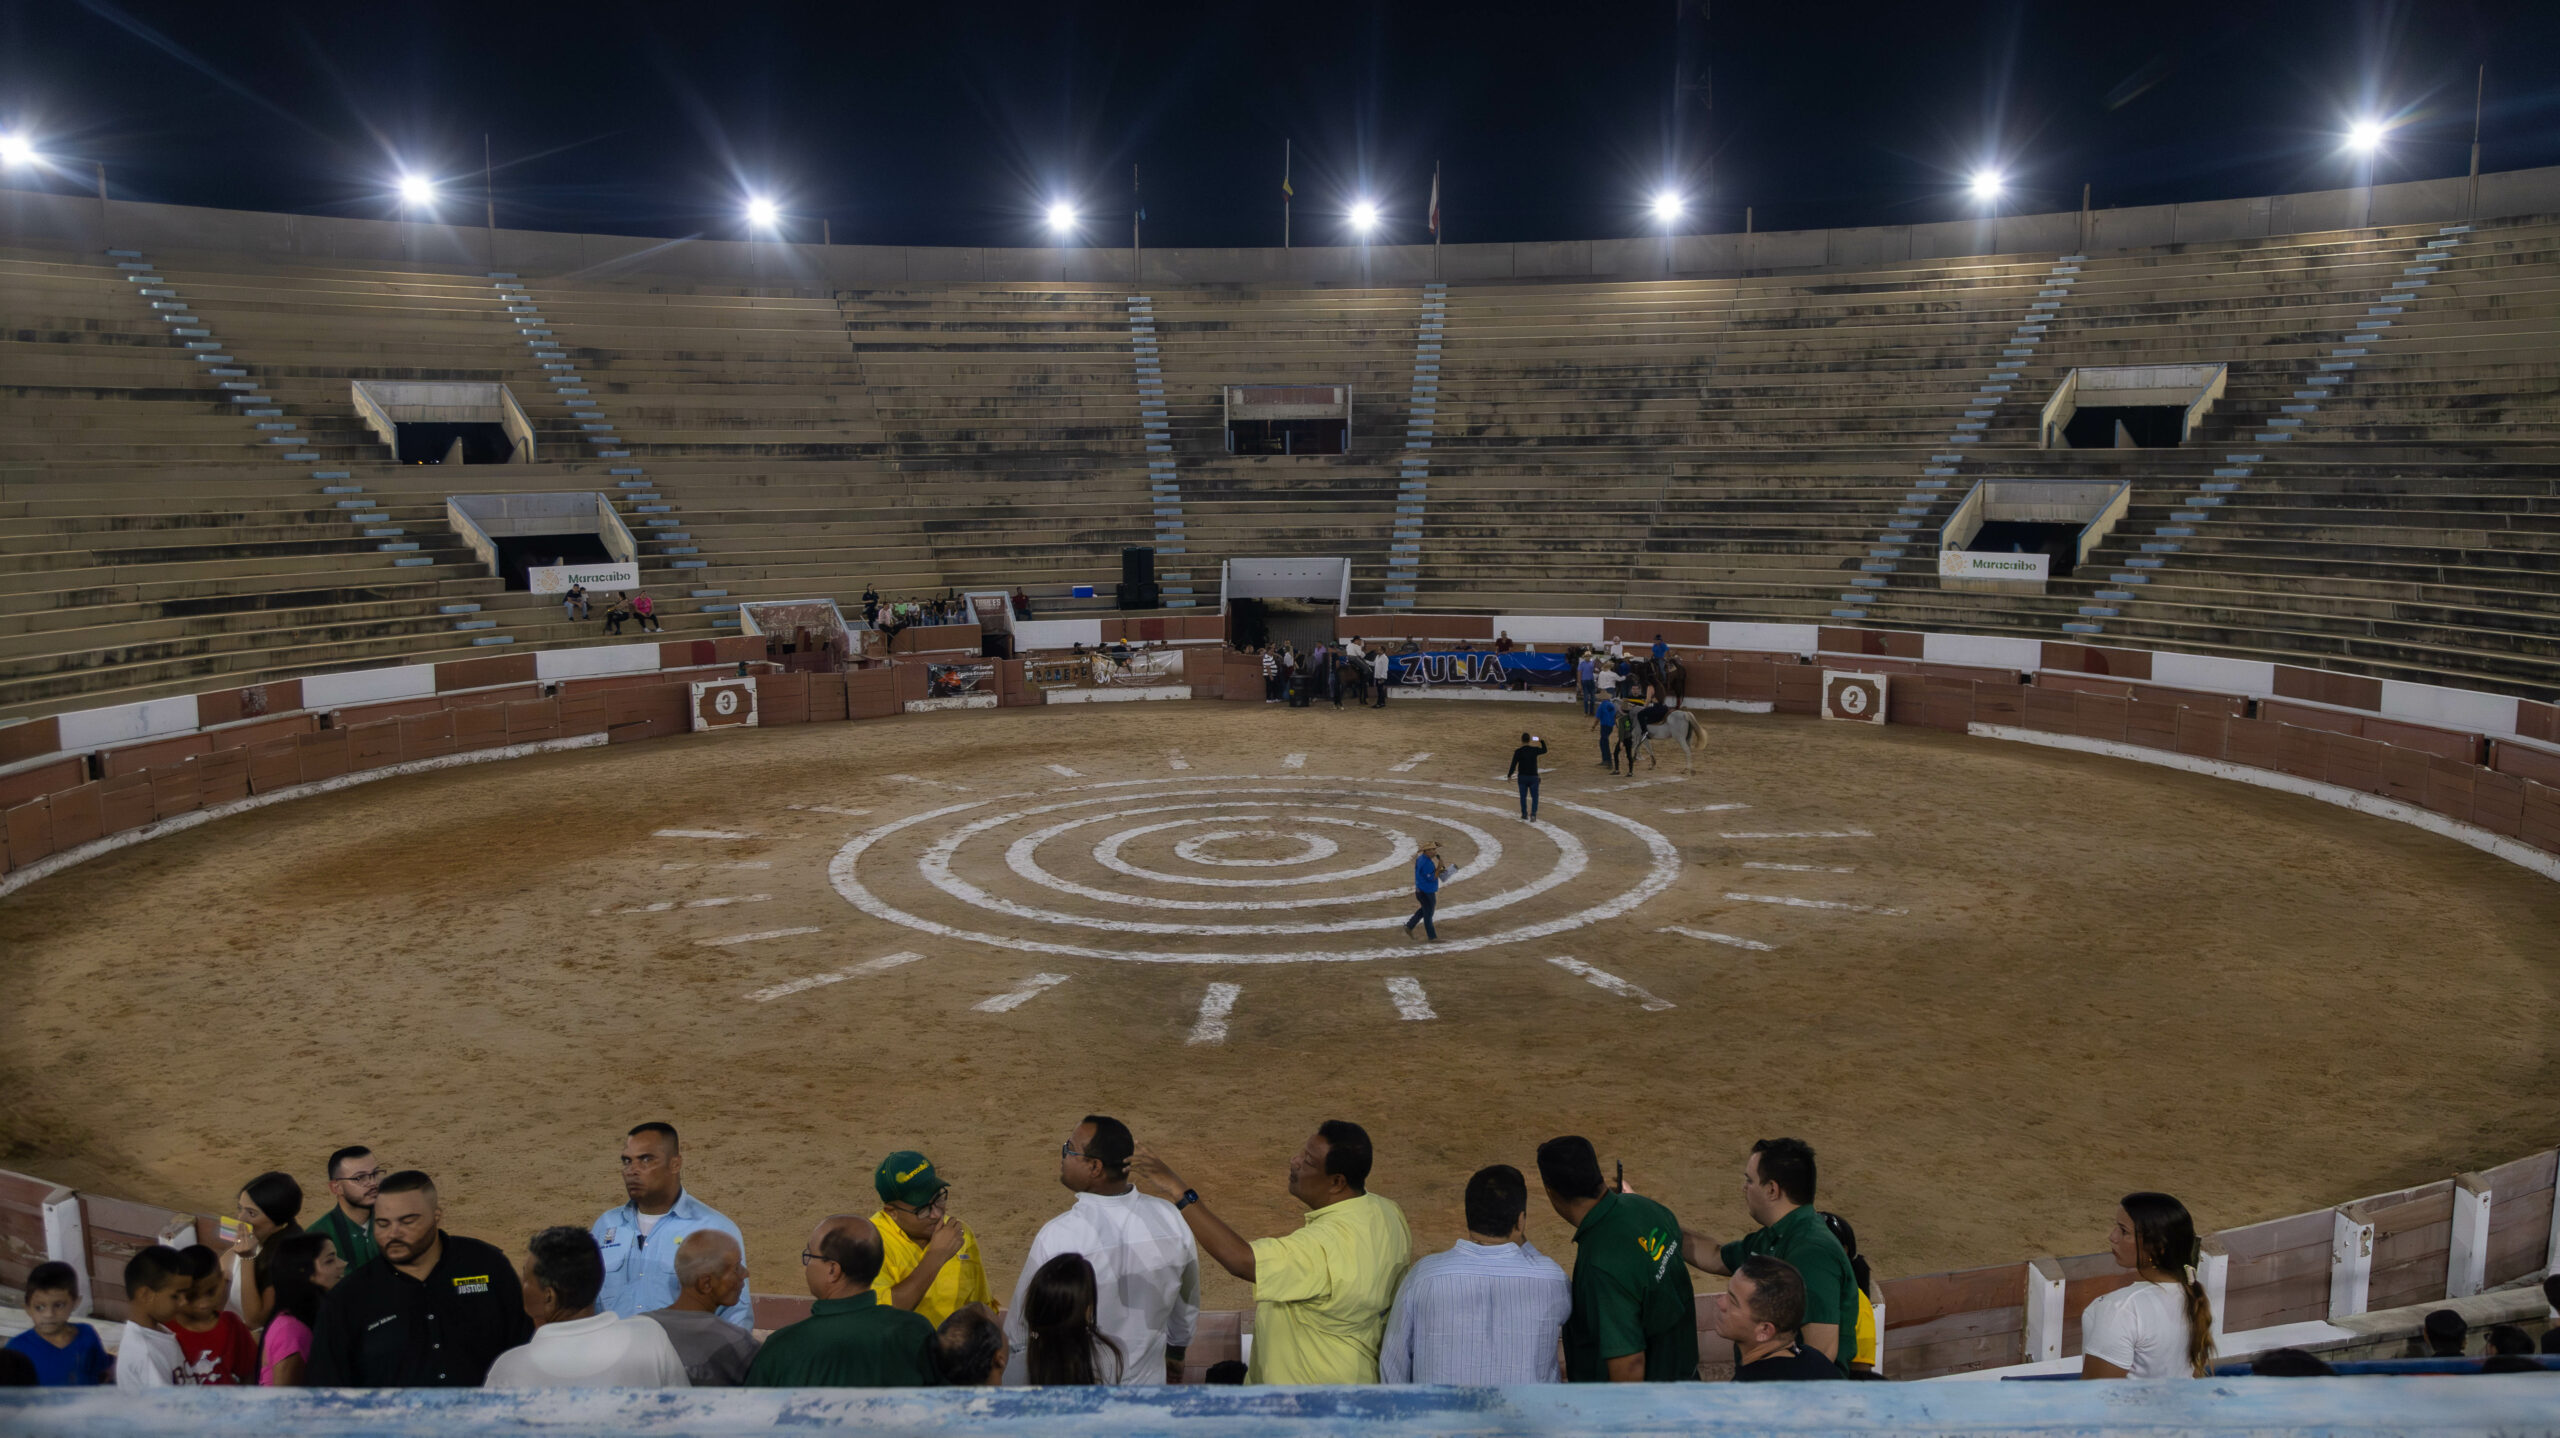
[1282,142,1293,197]
[1428,163,1441,236]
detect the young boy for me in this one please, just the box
[114,1245,193,1387]
[5,1261,111,1385]
[167,1245,258,1384]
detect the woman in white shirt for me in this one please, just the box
[2081,1191,2215,1378]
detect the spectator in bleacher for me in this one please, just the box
[1022,1252,1126,1384]
[1011,587,1032,619]
[862,584,880,626]
[1379,1163,1569,1384]
[168,1245,258,1384]
[2481,1352,2544,1374]
[257,1231,344,1385]
[870,1150,994,1328]
[1495,631,1513,654]
[1715,1256,1841,1382]
[225,1169,303,1329]
[1590,694,1620,772]
[114,1245,193,1388]
[485,1227,689,1388]
[933,1303,1009,1386]
[307,1169,532,1387]
[642,1230,760,1387]
[5,1261,111,1386]
[1002,1115,1198,1386]
[563,583,589,622]
[631,590,663,634]
[310,1145,384,1272]
[1132,1121,1413,1384]
[744,1216,936,1386]
[2080,1192,2214,1379]
[1668,1138,1860,1376]
[591,1122,753,1330]
[2249,1347,2335,1376]
[2421,1308,2469,1357]
[1817,1211,1880,1378]
[603,596,634,636]
[1536,1136,1696,1383]
[2484,1323,2534,1357]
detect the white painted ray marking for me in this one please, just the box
[1547,957,1675,1011]
[1388,752,1434,772]
[684,894,770,908]
[1167,750,1191,770]
[1662,803,1750,814]
[1046,764,1083,778]
[655,828,756,840]
[1187,982,1243,1043]
[698,926,823,947]
[787,804,872,816]
[1280,753,1307,769]
[661,861,772,871]
[596,901,677,915]
[886,773,971,791]
[1743,862,1855,874]
[975,972,1072,1013]
[746,951,926,1003]
[1718,829,1874,839]
[1386,976,1437,1020]
[1724,892,1908,916]
[1660,925,1776,952]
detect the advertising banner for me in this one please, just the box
[1095,650,1185,686]
[530,562,640,595]
[1937,550,2050,591]
[926,664,996,698]
[1385,651,1576,688]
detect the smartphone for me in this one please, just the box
[217,1216,250,1244]
[1614,1161,1625,1194]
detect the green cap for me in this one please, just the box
[875,1150,946,1207]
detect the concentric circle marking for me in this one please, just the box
[828,774,1682,965]
[1173,830,1340,867]
[1085,810,1423,888]
[1014,803,1494,912]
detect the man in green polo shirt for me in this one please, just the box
[745,1215,935,1387]
[1536,1136,1697,1382]
[1675,1137,1861,1377]
[308,1145,384,1271]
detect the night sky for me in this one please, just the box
[2,1,2555,249]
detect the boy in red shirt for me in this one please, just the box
[169,1245,260,1384]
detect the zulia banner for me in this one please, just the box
[1387,651,1576,687]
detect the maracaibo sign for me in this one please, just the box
[1937,549,2051,592]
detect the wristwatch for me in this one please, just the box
[1176,1189,1200,1211]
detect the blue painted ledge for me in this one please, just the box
[3,1378,2556,1436]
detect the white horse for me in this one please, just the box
[1634,708,1707,774]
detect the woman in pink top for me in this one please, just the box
[630,590,663,633]
[258,1232,345,1386]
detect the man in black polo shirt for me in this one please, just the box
[1505,732,1548,822]
[308,1169,531,1386]
[1714,1257,1840,1381]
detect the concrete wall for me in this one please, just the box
[9,164,2558,292]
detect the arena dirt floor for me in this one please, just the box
[5,700,2557,1314]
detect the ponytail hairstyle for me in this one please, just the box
[2122,1191,2214,1377]
[1023,1253,1123,1385]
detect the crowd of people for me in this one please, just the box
[861,584,1013,640]
[556,583,663,637]
[20,1117,2489,1394]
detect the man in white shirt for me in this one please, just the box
[1379,1165,1570,1383]
[486,1227,690,1388]
[1003,1115,1200,1385]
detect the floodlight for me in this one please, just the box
[1651,191,1683,224]
[1348,200,1379,232]
[1045,201,1075,234]
[2347,119,2387,153]
[1970,169,2004,201]
[0,133,33,167]
[745,195,780,229]
[397,173,435,206]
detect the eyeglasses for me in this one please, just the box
[335,1170,383,1186]
[799,1251,837,1268]
[1061,1143,1088,1159]
[885,1189,950,1216]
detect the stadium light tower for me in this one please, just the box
[0,133,34,167]
[1651,190,1683,229]
[397,173,436,207]
[745,195,780,230]
[2347,118,2388,153]
[1046,200,1076,236]
[1348,200,1379,235]
[1970,169,2004,204]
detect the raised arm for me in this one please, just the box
[1130,1145,1256,1282]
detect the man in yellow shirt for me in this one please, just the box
[1133,1120,1411,1384]
[867,1151,993,1328]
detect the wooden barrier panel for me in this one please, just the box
[2346,1180,2457,1313]
[2274,665,2384,712]
[2471,770,2525,838]
[2215,1209,2333,1333]
[99,774,154,835]
[247,739,300,795]
[888,623,983,656]
[2175,708,2230,760]
[98,733,208,779]
[0,716,64,765]
[148,766,198,822]
[2051,1251,2137,1359]
[2522,780,2560,855]
[2476,1149,2557,1287]
[45,782,105,849]
[0,1169,55,1293]
[194,750,250,806]
[2124,698,2181,750]
[346,720,401,770]
[1879,1262,2027,1379]
[397,710,456,763]
[2071,692,2129,744]
[2319,731,2385,796]
[79,1191,191,1322]
[0,755,86,810]
[760,674,810,726]
[1819,627,1925,659]
[1772,666,1820,716]
[2040,641,2154,680]
[436,652,537,692]
[295,729,352,783]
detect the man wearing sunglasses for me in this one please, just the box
[1002,1116,1200,1385]
[868,1151,993,1327]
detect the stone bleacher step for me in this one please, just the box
[471,635,516,646]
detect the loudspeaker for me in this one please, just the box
[1117,547,1158,610]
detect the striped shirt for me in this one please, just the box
[1378,1240,1571,1384]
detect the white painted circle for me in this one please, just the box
[713,690,741,716]
[1838,684,1870,715]
[1173,830,1340,867]
[1012,804,1491,911]
[828,774,1682,964]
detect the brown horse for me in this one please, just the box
[1626,654,1688,708]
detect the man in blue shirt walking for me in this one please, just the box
[591,1122,755,1330]
[1592,695,1621,773]
[1404,841,1447,942]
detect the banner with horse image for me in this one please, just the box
[1093,649,1185,686]
[927,664,995,698]
[1385,651,1577,688]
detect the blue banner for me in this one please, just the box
[1386,651,1576,688]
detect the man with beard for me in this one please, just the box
[307,1170,532,1386]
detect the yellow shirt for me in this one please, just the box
[869,1211,993,1328]
[1245,1191,1413,1385]
[1853,1284,1878,1368]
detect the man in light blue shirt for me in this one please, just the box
[591,1122,753,1330]
[1404,841,1445,942]
[1381,1165,1570,1383]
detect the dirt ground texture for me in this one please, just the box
[4,700,2556,1318]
